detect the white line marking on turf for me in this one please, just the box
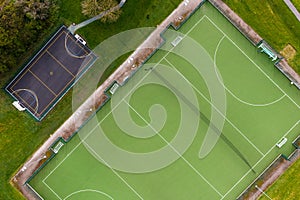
[255,185,273,200]
[42,14,207,185]
[213,35,287,107]
[124,100,224,198]
[204,15,300,110]
[236,154,280,199]
[164,57,265,156]
[26,183,45,200]
[220,119,300,200]
[42,179,62,200]
[63,189,114,200]
[82,140,144,200]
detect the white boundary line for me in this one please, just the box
[213,35,287,107]
[163,57,264,156]
[64,189,114,200]
[124,100,224,198]
[26,183,45,200]
[236,154,281,199]
[42,179,62,200]
[220,120,300,200]
[82,141,144,200]
[40,15,208,198]
[204,15,300,110]
[255,185,273,200]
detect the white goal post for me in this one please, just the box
[258,42,277,61]
[276,137,287,148]
[171,36,183,47]
[109,83,120,95]
[52,141,64,154]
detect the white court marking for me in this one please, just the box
[27,183,45,200]
[220,120,300,200]
[204,15,300,110]
[124,100,224,197]
[64,189,114,200]
[82,141,144,199]
[164,57,264,156]
[213,35,286,107]
[42,179,62,200]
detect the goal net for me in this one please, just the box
[51,141,64,154]
[109,82,120,95]
[171,36,183,47]
[258,41,277,61]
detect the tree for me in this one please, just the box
[15,0,52,20]
[81,0,99,17]
[0,0,58,74]
[81,0,122,23]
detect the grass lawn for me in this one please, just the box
[0,0,181,199]
[223,0,300,74]
[259,158,300,200]
[59,0,181,48]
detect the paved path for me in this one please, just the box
[283,0,300,22]
[68,0,127,33]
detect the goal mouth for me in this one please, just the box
[50,139,65,154]
[64,33,90,59]
[257,41,278,61]
[11,88,39,115]
[171,35,183,47]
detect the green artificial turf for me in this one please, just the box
[0,0,181,199]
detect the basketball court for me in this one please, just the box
[5,26,97,120]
